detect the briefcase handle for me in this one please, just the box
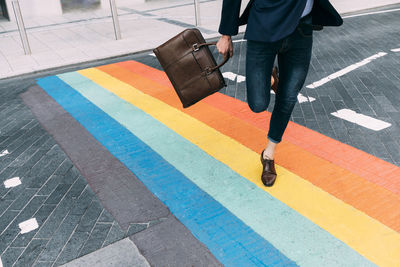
[192,42,230,74]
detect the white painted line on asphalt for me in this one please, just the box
[306,52,387,89]
[222,71,236,81]
[0,256,3,267]
[222,72,246,83]
[149,53,156,57]
[298,93,316,103]
[331,109,391,131]
[19,218,39,234]
[309,96,316,102]
[391,48,400,52]
[0,149,9,157]
[4,177,21,188]
[236,75,246,83]
[342,8,400,19]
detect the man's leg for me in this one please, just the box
[245,40,279,113]
[267,25,313,144]
[246,39,283,186]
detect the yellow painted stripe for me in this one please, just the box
[78,68,400,267]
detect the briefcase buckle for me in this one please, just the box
[192,43,199,52]
[203,66,213,76]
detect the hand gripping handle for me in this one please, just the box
[192,42,230,74]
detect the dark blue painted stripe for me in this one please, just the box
[37,75,297,267]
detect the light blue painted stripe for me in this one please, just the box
[54,71,375,267]
[37,75,297,267]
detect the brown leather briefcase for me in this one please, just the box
[153,28,229,108]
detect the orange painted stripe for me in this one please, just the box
[97,61,400,233]
[115,60,400,195]
[205,93,400,188]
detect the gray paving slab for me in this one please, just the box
[61,238,150,267]
[130,213,222,267]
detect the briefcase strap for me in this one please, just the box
[192,42,230,74]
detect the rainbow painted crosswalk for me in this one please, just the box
[36,60,400,266]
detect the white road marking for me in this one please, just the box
[306,52,387,89]
[4,177,21,188]
[391,48,400,52]
[298,93,316,103]
[0,149,9,157]
[342,8,400,19]
[222,72,246,83]
[223,71,282,90]
[149,53,156,57]
[232,39,245,43]
[222,71,237,81]
[236,75,246,83]
[331,109,391,131]
[19,218,39,234]
[0,256,3,267]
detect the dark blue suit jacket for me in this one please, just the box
[218,0,343,42]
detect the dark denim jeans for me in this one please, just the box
[246,15,313,143]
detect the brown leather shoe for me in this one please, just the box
[271,66,279,94]
[260,150,277,187]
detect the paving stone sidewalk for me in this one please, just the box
[0,0,224,79]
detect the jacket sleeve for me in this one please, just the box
[311,0,343,27]
[218,0,242,36]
